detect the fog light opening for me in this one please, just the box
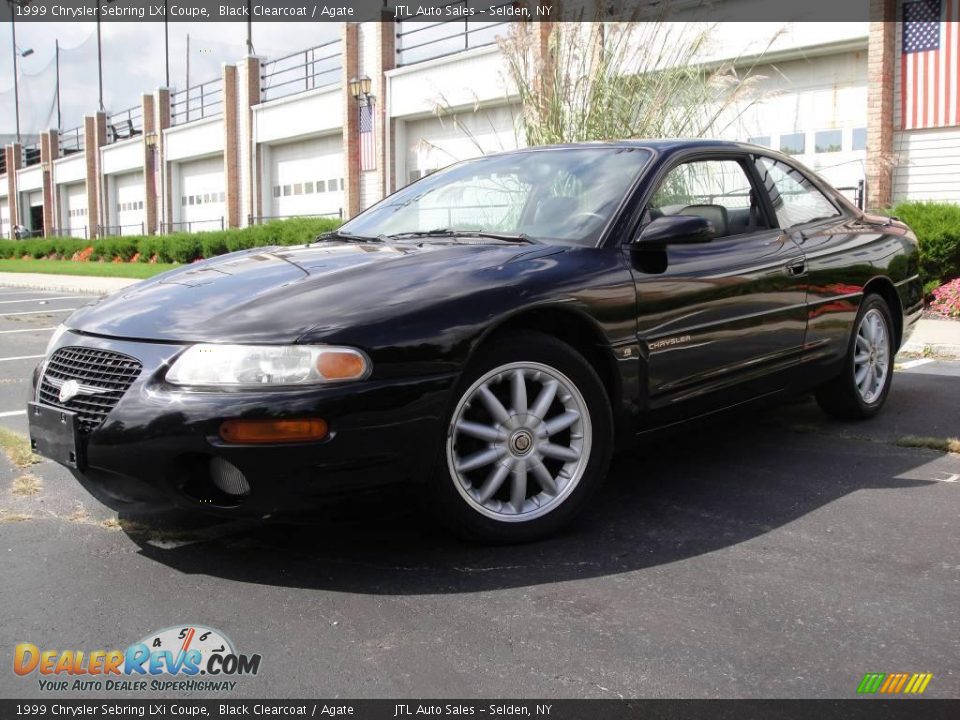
[209,457,251,498]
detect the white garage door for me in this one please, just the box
[178,156,225,231]
[268,135,344,219]
[0,197,9,239]
[113,172,145,236]
[62,183,88,238]
[403,106,521,187]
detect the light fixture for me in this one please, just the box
[348,75,372,104]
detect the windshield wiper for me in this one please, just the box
[313,230,381,244]
[384,228,537,244]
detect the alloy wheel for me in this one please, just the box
[853,307,890,404]
[446,361,592,522]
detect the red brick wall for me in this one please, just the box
[342,23,361,219]
[866,4,897,209]
[141,93,158,235]
[83,114,106,239]
[40,130,59,237]
[223,64,240,229]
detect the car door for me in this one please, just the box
[751,155,860,370]
[628,154,809,417]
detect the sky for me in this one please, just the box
[0,21,341,135]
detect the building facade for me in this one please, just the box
[1,5,958,241]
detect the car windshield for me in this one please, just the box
[339,147,652,247]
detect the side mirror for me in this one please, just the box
[633,215,714,248]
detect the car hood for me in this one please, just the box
[67,241,561,344]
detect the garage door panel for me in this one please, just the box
[179,156,225,230]
[269,135,344,219]
[62,183,88,238]
[114,172,145,235]
[0,198,9,239]
[404,106,520,186]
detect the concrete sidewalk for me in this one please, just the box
[903,317,960,358]
[0,271,139,295]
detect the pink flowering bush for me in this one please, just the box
[929,278,960,319]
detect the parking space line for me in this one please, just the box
[0,296,87,305]
[898,358,936,370]
[0,355,44,363]
[0,309,78,317]
[0,410,26,418]
[0,327,56,334]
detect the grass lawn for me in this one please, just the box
[0,259,179,279]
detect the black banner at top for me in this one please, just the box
[0,0,899,24]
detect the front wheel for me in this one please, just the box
[815,294,895,420]
[430,331,613,543]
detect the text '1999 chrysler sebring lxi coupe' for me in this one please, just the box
[28,141,922,542]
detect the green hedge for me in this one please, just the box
[0,216,341,264]
[888,201,960,288]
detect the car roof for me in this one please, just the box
[490,139,777,157]
[506,139,750,151]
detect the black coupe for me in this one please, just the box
[29,141,922,542]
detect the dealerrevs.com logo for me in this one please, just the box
[13,625,262,693]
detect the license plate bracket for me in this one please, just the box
[28,402,84,470]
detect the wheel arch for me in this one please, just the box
[471,306,622,419]
[862,276,904,348]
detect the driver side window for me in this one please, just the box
[649,159,770,239]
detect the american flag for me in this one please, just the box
[359,101,376,171]
[901,0,960,129]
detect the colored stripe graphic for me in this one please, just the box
[858,673,886,694]
[857,672,932,694]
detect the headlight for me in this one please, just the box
[166,344,371,387]
[45,324,68,355]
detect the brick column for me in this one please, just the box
[83,112,107,239]
[865,1,897,210]
[233,57,261,228]
[5,144,21,238]
[154,88,171,231]
[376,12,396,199]
[342,23,360,219]
[40,130,60,237]
[222,64,240,229]
[141,93,159,235]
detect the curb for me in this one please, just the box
[0,272,138,296]
[901,341,960,359]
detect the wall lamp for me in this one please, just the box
[348,75,373,105]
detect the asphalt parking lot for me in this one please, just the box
[0,287,958,699]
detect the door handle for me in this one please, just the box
[785,258,807,277]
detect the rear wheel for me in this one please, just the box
[430,331,612,543]
[815,294,895,420]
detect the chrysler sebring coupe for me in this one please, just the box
[28,141,922,542]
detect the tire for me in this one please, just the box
[429,330,613,543]
[815,294,895,420]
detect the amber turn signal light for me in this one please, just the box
[219,418,329,444]
[316,350,368,380]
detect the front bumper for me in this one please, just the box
[29,331,457,517]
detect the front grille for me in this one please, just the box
[38,346,143,434]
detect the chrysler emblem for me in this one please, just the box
[58,380,81,403]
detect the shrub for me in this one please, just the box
[888,201,960,286]
[0,217,341,266]
[929,278,960,319]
